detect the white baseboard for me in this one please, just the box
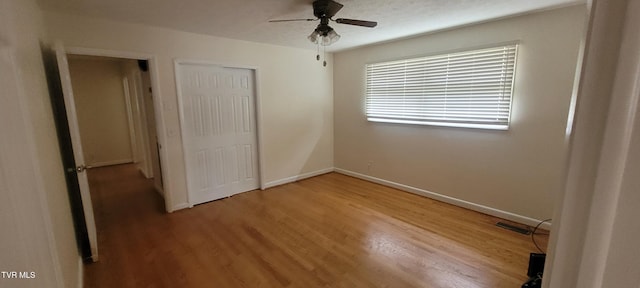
[154,183,164,196]
[169,202,190,212]
[263,168,335,189]
[138,166,152,179]
[334,168,552,230]
[171,168,334,212]
[88,159,133,168]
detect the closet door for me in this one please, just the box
[176,63,259,205]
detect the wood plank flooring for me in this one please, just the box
[85,164,547,288]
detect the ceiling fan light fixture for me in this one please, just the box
[308,30,320,44]
[321,29,340,46]
[308,27,340,46]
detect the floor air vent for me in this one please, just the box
[496,222,531,235]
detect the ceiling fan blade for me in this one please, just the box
[269,18,317,23]
[313,0,343,18]
[335,18,378,28]
[325,0,344,18]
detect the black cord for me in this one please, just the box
[532,218,551,253]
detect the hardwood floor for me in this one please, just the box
[85,164,547,288]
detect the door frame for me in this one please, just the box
[64,46,174,212]
[122,77,139,164]
[129,70,154,178]
[173,59,266,206]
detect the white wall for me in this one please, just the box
[600,50,640,286]
[68,56,134,167]
[546,0,640,286]
[43,12,334,210]
[598,2,640,281]
[333,5,586,222]
[0,0,81,287]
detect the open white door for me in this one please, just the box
[54,43,99,262]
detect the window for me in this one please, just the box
[365,44,518,130]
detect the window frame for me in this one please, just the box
[364,42,519,130]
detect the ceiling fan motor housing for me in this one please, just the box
[312,0,344,19]
[316,18,333,36]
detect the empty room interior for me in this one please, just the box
[2,0,640,287]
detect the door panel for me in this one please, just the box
[177,63,259,205]
[53,43,98,261]
[41,47,94,262]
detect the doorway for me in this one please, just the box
[66,55,163,192]
[66,54,165,246]
[45,45,170,262]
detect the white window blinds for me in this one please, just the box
[366,44,518,130]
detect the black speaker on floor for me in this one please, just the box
[527,253,546,277]
[522,253,546,288]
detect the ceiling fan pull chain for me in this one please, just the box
[323,45,327,67]
[316,42,321,61]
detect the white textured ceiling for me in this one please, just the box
[37,0,584,52]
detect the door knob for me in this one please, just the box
[66,165,90,173]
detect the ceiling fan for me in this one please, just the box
[269,0,378,47]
